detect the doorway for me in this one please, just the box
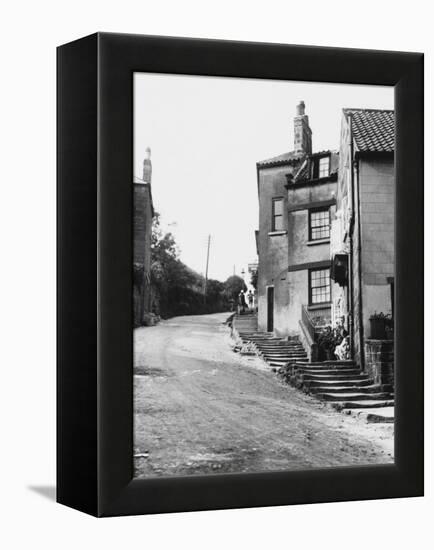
[267,286,274,332]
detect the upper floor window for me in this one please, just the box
[309,207,330,241]
[312,155,330,179]
[309,268,331,305]
[272,198,284,231]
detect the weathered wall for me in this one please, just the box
[359,157,395,340]
[134,183,153,267]
[330,113,394,370]
[332,114,354,344]
[287,269,308,335]
[258,165,337,337]
[365,339,394,386]
[257,164,291,335]
[133,182,154,325]
[286,180,336,334]
[330,212,349,328]
[350,156,394,365]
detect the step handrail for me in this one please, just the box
[301,304,317,343]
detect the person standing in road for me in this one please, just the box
[238,290,246,314]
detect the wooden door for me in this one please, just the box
[267,287,274,332]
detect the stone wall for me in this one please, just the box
[359,156,394,335]
[365,339,394,386]
[133,182,154,326]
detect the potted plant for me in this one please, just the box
[317,326,336,361]
[385,316,394,340]
[316,323,348,361]
[369,312,391,339]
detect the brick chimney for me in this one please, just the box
[142,147,152,183]
[294,101,312,155]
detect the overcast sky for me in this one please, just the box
[134,74,393,282]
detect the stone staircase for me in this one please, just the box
[234,322,308,368]
[279,361,394,422]
[231,315,394,423]
[231,312,258,333]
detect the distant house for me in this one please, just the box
[133,148,155,326]
[256,102,337,344]
[330,109,395,369]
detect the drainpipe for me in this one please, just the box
[354,155,365,372]
[347,114,355,361]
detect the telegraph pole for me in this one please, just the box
[203,235,211,306]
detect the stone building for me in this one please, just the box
[330,109,395,370]
[133,147,155,326]
[256,102,337,341]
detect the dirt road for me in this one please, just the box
[134,312,393,478]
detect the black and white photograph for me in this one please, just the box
[2,0,428,542]
[132,74,395,478]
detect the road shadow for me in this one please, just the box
[28,485,56,502]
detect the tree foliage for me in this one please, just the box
[223,275,247,301]
[150,213,229,318]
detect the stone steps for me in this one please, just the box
[315,391,392,402]
[261,356,306,361]
[237,329,308,368]
[310,384,391,394]
[332,400,395,410]
[302,361,355,367]
[235,325,394,423]
[260,356,306,363]
[302,373,370,381]
[296,364,359,372]
[269,360,309,367]
[261,348,304,351]
[300,369,362,377]
[258,346,306,351]
[242,338,283,343]
[277,358,394,422]
[307,378,373,387]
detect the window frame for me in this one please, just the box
[312,154,330,179]
[308,206,331,241]
[308,267,331,305]
[319,155,330,178]
[271,197,284,232]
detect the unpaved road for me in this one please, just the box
[134,312,393,478]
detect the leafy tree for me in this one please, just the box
[224,275,247,301]
[150,213,228,317]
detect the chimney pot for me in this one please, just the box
[296,101,305,116]
[142,147,152,183]
[293,101,312,155]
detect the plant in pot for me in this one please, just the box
[317,326,336,361]
[369,312,392,339]
[317,323,348,361]
[385,316,394,340]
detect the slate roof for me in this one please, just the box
[343,108,394,153]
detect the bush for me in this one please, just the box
[317,323,348,361]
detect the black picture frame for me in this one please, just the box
[57,32,424,517]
